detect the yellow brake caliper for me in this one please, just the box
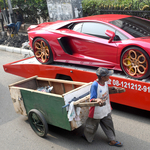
[127,55,134,72]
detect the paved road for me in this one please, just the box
[0,50,150,150]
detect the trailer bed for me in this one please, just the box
[4,56,150,111]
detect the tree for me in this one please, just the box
[0,0,5,9]
[1,0,49,24]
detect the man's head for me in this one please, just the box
[96,67,114,77]
[96,67,114,81]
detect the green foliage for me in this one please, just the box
[0,0,48,23]
[12,0,49,23]
[1,0,150,23]
[0,0,4,9]
[82,0,101,16]
[82,0,150,16]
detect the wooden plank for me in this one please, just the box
[48,81,52,86]
[35,79,39,89]
[52,82,64,95]
[72,84,75,90]
[37,77,85,85]
[9,87,27,115]
[61,83,65,93]
[48,81,55,93]
[75,102,99,107]
[74,94,90,105]
[9,75,38,87]
[74,84,81,89]
[9,85,62,98]
[16,79,37,90]
[62,82,92,97]
[63,83,73,93]
[37,80,49,87]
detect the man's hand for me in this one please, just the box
[94,98,106,107]
[109,86,126,94]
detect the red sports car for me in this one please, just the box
[27,14,150,80]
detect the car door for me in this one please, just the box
[70,22,118,64]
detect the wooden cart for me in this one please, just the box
[9,76,95,137]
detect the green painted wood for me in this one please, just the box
[20,89,71,131]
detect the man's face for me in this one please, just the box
[101,75,110,82]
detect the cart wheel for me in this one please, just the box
[28,109,48,137]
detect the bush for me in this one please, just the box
[82,0,150,16]
[82,0,101,16]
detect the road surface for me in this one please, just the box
[0,50,150,150]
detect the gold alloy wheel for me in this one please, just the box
[123,50,147,76]
[34,41,49,63]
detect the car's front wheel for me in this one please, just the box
[121,47,150,79]
[33,38,53,64]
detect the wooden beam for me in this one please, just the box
[37,77,86,85]
[74,94,90,105]
[75,102,99,107]
[62,82,92,97]
[9,75,38,87]
[61,83,65,93]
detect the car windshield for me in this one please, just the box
[109,17,150,38]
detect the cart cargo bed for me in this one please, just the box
[9,76,92,131]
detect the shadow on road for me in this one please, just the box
[111,102,150,119]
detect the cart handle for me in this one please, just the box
[62,91,90,109]
[75,102,99,107]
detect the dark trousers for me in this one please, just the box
[84,113,116,143]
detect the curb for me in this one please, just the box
[0,45,34,57]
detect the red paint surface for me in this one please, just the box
[3,57,150,111]
[27,14,150,78]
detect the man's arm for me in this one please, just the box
[90,82,106,106]
[90,82,106,103]
[109,86,126,94]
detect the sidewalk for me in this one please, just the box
[0,44,34,57]
[0,23,34,57]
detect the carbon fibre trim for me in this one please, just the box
[57,37,73,55]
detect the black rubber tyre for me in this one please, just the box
[33,38,53,64]
[121,47,150,80]
[28,109,48,137]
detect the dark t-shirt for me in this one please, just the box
[17,14,23,22]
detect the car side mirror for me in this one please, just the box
[105,30,115,43]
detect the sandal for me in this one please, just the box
[109,141,123,147]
